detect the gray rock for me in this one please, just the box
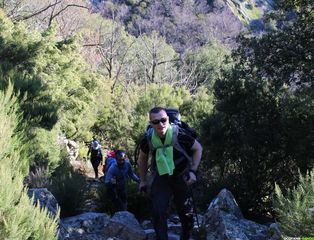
[206,188,243,219]
[27,188,59,217]
[103,211,147,240]
[59,212,110,239]
[268,223,282,240]
[202,188,280,240]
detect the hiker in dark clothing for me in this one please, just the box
[137,107,202,240]
[105,150,140,212]
[87,137,103,180]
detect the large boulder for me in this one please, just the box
[27,188,59,218]
[103,211,147,240]
[202,188,280,240]
[59,211,147,240]
[59,212,110,239]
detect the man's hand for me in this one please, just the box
[185,170,197,186]
[139,181,147,192]
[110,178,117,185]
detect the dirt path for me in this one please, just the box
[73,159,105,213]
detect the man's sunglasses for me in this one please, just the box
[150,117,168,125]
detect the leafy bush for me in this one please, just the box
[96,181,150,220]
[96,183,116,215]
[79,142,90,161]
[126,181,151,220]
[274,170,314,237]
[48,155,87,218]
[28,166,50,188]
[0,84,58,239]
[28,126,62,173]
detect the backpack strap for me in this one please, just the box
[171,125,192,167]
[147,125,192,168]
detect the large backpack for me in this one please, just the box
[134,108,197,170]
[102,157,116,175]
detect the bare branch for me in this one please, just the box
[48,4,90,25]
[16,1,89,23]
[15,0,62,21]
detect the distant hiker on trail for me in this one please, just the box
[87,137,103,181]
[105,150,140,212]
[137,107,202,240]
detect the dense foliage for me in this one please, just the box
[0,85,58,239]
[0,1,313,237]
[202,0,313,215]
[0,10,106,170]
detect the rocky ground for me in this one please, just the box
[27,142,282,239]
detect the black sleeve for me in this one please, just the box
[177,132,195,152]
[140,136,149,154]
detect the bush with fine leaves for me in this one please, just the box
[274,170,314,237]
[0,85,58,239]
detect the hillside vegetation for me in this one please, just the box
[0,0,313,238]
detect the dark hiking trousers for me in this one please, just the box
[91,157,101,178]
[106,183,127,212]
[151,174,194,240]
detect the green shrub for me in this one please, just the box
[0,84,58,239]
[48,155,87,218]
[96,181,151,220]
[0,163,58,239]
[126,181,151,220]
[79,142,90,161]
[28,126,62,173]
[274,170,314,237]
[28,166,51,188]
[96,183,116,215]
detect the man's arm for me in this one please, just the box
[186,139,202,185]
[105,165,115,184]
[127,161,140,183]
[137,149,148,189]
[190,139,202,172]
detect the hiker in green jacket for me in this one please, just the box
[137,107,202,240]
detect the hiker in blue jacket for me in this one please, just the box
[105,150,140,211]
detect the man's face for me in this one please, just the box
[116,153,126,166]
[149,110,169,138]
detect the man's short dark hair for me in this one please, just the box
[149,107,166,115]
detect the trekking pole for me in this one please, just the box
[189,186,200,231]
[185,171,201,233]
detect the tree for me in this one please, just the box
[82,15,137,93]
[180,86,214,134]
[203,0,314,215]
[0,84,58,239]
[180,41,231,91]
[0,12,104,168]
[1,0,91,38]
[134,31,179,86]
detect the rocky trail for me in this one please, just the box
[27,144,282,239]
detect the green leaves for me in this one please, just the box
[274,170,314,237]
[204,0,314,214]
[0,84,58,239]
